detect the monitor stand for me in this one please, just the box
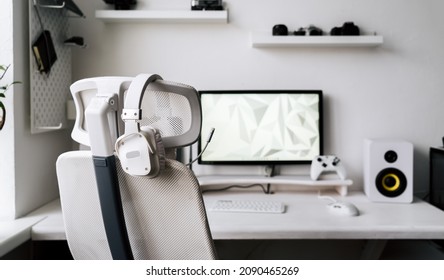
[197,175,352,196]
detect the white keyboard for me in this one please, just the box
[210,200,285,214]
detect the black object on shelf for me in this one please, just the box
[191,0,224,10]
[64,36,86,48]
[272,24,288,36]
[103,0,137,10]
[293,28,306,36]
[331,22,360,36]
[307,25,323,36]
[32,30,57,74]
[64,0,84,17]
[291,25,323,36]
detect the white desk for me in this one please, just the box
[203,190,444,259]
[24,190,444,259]
[0,216,45,257]
[203,190,444,240]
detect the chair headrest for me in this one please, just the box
[123,74,202,149]
[70,74,202,151]
[116,74,202,177]
[70,76,132,147]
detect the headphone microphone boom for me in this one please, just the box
[186,128,215,166]
[206,127,216,143]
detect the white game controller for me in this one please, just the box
[310,155,347,180]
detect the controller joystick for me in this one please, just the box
[310,155,347,180]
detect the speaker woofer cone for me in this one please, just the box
[376,168,407,197]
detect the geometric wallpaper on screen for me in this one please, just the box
[201,93,320,162]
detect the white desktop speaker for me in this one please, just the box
[363,139,413,203]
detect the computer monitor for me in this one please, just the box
[198,90,323,165]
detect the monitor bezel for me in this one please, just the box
[197,90,324,165]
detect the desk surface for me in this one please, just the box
[203,190,444,240]
[17,190,444,260]
[29,190,444,242]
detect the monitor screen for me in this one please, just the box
[198,90,323,165]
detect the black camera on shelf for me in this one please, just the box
[306,25,323,36]
[103,0,137,10]
[191,0,224,10]
[273,24,323,36]
[293,27,306,36]
[272,24,288,36]
[331,22,360,36]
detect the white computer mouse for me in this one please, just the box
[327,201,360,216]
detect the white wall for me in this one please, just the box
[0,0,73,220]
[14,0,73,219]
[70,0,444,196]
[0,0,15,220]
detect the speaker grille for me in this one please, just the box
[375,168,407,197]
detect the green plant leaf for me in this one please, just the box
[0,64,10,80]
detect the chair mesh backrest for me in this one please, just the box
[57,151,216,260]
[139,81,193,140]
[118,157,216,259]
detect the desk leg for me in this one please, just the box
[360,240,387,260]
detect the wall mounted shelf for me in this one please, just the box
[95,10,228,24]
[251,32,383,48]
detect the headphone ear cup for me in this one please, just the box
[143,126,166,174]
[115,127,165,178]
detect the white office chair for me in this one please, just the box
[56,74,216,259]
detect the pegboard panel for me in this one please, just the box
[29,1,71,134]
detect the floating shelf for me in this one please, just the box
[95,10,228,24]
[198,175,353,196]
[251,32,383,48]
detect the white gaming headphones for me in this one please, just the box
[115,73,202,177]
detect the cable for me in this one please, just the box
[202,183,268,194]
[317,190,337,203]
[186,128,215,166]
[33,2,45,30]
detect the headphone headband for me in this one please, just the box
[121,73,163,135]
